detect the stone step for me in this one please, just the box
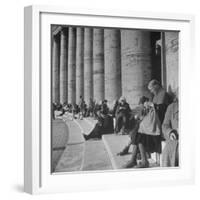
[74,118,113,171]
[82,140,112,171]
[102,134,132,169]
[75,118,94,135]
[84,117,97,128]
[102,134,160,169]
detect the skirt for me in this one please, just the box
[131,132,161,154]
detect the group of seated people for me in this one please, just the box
[52,79,179,169]
[52,96,108,120]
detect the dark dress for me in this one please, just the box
[84,114,114,140]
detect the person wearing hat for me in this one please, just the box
[115,96,131,135]
[83,103,114,140]
[148,79,171,124]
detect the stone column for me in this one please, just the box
[59,28,68,105]
[76,27,84,104]
[84,28,93,105]
[52,34,60,103]
[104,29,121,104]
[68,27,76,104]
[93,28,104,103]
[121,30,152,108]
[164,32,179,92]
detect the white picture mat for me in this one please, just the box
[25,6,195,194]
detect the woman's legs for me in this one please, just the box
[137,143,149,168]
[115,114,122,133]
[83,124,102,140]
[117,140,132,156]
[123,145,138,168]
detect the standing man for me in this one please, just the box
[148,79,171,124]
[78,96,85,120]
[147,79,171,156]
[162,89,179,167]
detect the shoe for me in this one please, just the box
[83,134,89,141]
[117,146,129,156]
[134,161,149,168]
[122,160,137,168]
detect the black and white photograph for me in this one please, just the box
[51,25,179,173]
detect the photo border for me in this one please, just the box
[24,5,195,194]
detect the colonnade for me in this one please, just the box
[52,26,178,108]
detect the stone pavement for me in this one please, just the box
[55,143,85,172]
[53,114,160,173]
[54,116,85,172]
[82,140,112,171]
[52,119,69,171]
[54,114,113,172]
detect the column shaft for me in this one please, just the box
[121,30,152,107]
[84,28,93,105]
[59,28,68,104]
[164,32,179,92]
[68,27,76,104]
[76,28,84,103]
[52,35,60,103]
[93,28,104,102]
[104,29,121,104]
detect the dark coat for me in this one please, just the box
[152,88,171,124]
[116,102,131,116]
[87,114,114,139]
[162,101,179,167]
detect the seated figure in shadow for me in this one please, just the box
[115,96,131,135]
[83,104,114,140]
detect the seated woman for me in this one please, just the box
[123,100,162,168]
[83,104,114,140]
[117,96,149,156]
[115,96,131,135]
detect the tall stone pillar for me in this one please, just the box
[76,27,84,104]
[52,34,60,103]
[84,28,93,105]
[59,28,68,104]
[164,32,179,93]
[68,27,76,104]
[104,29,121,104]
[93,28,104,103]
[121,30,152,108]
